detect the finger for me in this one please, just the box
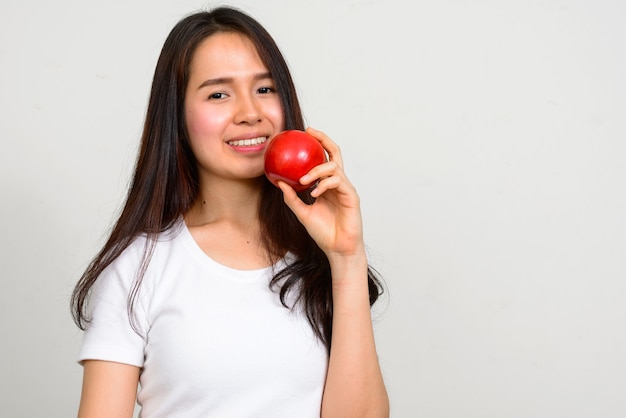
[306,127,344,168]
[310,168,357,198]
[299,160,341,188]
[277,181,309,215]
[309,175,342,198]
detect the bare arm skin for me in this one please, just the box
[278,127,390,418]
[77,360,140,418]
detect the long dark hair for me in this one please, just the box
[70,6,383,352]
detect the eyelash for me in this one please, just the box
[257,86,275,94]
[207,86,275,100]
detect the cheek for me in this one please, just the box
[185,107,228,140]
[267,102,285,131]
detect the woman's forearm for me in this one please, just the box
[321,252,389,418]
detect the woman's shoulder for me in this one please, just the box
[104,218,187,277]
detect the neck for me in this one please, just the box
[183,176,274,270]
[185,176,264,227]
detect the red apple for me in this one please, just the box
[264,130,326,192]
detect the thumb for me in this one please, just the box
[277,181,309,217]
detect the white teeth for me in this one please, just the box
[228,136,267,146]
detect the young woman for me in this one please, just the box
[71,6,388,417]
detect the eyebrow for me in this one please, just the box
[197,72,273,90]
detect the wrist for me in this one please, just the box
[328,250,369,291]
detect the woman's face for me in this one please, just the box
[184,32,284,186]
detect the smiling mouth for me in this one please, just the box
[227,136,267,147]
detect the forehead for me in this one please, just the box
[189,32,267,77]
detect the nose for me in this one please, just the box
[234,93,262,125]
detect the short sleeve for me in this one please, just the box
[77,243,148,368]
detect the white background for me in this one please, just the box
[1,0,625,416]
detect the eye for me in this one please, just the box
[257,86,275,94]
[208,92,227,100]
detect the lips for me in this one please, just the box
[227,136,267,147]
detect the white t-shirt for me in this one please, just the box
[78,219,329,417]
